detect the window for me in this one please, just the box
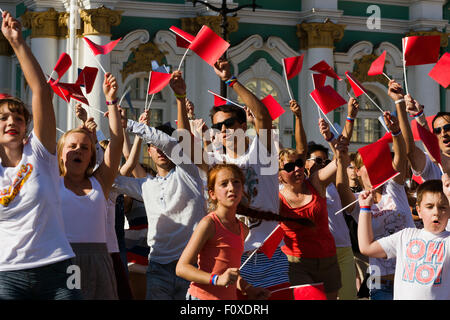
[349,91,384,144]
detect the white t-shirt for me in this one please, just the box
[354,179,415,276]
[0,132,74,271]
[327,184,352,248]
[207,135,279,252]
[60,176,108,243]
[378,228,450,300]
[411,151,442,181]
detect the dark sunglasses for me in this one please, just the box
[211,117,238,130]
[433,123,450,135]
[307,157,331,166]
[282,159,304,173]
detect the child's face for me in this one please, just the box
[417,192,450,234]
[209,168,243,209]
[0,104,27,147]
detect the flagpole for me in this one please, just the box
[334,172,400,215]
[309,95,339,135]
[364,91,385,114]
[208,90,244,109]
[119,86,131,107]
[239,224,282,271]
[402,38,409,95]
[56,127,65,134]
[178,48,189,71]
[270,283,325,294]
[383,72,392,82]
[145,71,151,111]
[282,59,293,101]
[145,94,155,111]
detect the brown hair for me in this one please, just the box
[207,163,246,210]
[57,128,97,177]
[0,96,32,129]
[416,179,445,207]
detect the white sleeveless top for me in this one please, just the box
[60,176,108,243]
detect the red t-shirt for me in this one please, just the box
[279,180,336,258]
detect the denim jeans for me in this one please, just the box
[146,260,190,300]
[369,281,394,300]
[0,259,82,300]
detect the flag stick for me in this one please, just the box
[270,283,325,294]
[334,172,400,215]
[383,72,392,82]
[47,70,56,83]
[118,86,131,107]
[364,91,384,114]
[208,90,244,109]
[86,46,107,74]
[56,127,65,134]
[438,163,444,175]
[309,95,339,134]
[0,8,4,14]
[402,38,410,95]
[88,105,105,116]
[239,225,282,271]
[282,59,293,101]
[145,94,155,111]
[178,48,189,71]
[145,71,151,110]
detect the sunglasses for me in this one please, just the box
[282,159,304,173]
[433,123,450,135]
[307,157,331,166]
[211,117,238,130]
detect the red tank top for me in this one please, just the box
[279,180,336,258]
[188,212,245,300]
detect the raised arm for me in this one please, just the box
[357,191,387,258]
[384,111,407,184]
[342,97,359,140]
[2,11,55,152]
[213,59,273,153]
[290,99,307,162]
[94,73,124,197]
[120,110,147,178]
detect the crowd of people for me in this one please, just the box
[1,10,449,301]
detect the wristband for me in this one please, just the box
[105,98,118,105]
[210,274,218,285]
[360,206,372,212]
[225,76,237,87]
[409,110,424,118]
[391,129,402,137]
[174,92,186,99]
[394,98,405,104]
[326,132,335,142]
[346,116,355,122]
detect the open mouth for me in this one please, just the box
[5,129,18,135]
[72,157,82,163]
[443,137,450,146]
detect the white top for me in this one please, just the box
[327,184,352,248]
[378,228,450,300]
[411,150,442,181]
[113,120,206,264]
[106,189,120,253]
[60,176,108,243]
[0,132,74,271]
[207,135,280,252]
[354,179,415,276]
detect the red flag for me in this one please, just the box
[214,95,227,107]
[293,283,327,300]
[75,66,98,94]
[83,37,121,56]
[169,26,195,49]
[50,79,89,105]
[411,116,434,141]
[50,81,71,102]
[310,60,341,80]
[358,139,398,189]
[310,85,347,114]
[379,131,393,143]
[415,120,441,165]
[403,35,441,67]
[345,71,366,97]
[312,73,326,89]
[188,25,230,66]
[429,52,450,88]
[412,174,424,185]
[258,225,285,259]
[283,55,304,80]
[52,53,72,82]
[368,51,387,76]
[261,95,286,121]
[147,71,171,95]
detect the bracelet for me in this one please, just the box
[391,129,402,137]
[174,92,186,99]
[105,98,118,105]
[326,132,335,142]
[210,274,218,285]
[225,76,237,87]
[346,116,355,122]
[360,206,372,212]
[394,98,405,104]
[409,110,424,118]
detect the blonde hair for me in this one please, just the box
[278,148,298,169]
[57,128,97,177]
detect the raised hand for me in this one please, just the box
[169,70,186,96]
[138,110,150,125]
[75,103,88,123]
[387,80,404,102]
[1,11,22,44]
[347,97,359,119]
[216,268,239,287]
[213,59,232,81]
[289,100,302,118]
[103,72,118,102]
[383,111,400,133]
[319,118,333,142]
[358,190,374,207]
[404,94,423,116]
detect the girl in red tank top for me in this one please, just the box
[176,164,270,300]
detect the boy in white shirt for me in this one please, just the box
[357,176,450,300]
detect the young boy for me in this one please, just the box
[357,176,450,300]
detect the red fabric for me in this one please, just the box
[345,71,366,97]
[310,85,347,114]
[358,138,398,189]
[127,252,148,266]
[83,37,121,56]
[379,131,393,143]
[169,26,195,49]
[310,60,341,80]
[412,174,424,185]
[403,35,441,67]
[293,283,326,300]
[283,55,304,80]
[189,213,245,300]
[368,51,387,76]
[52,53,72,82]
[411,116,434,141]
[258,225,285,259]
[147,71,171,95]
[0,94,13,99]
[312,73,326,89]
[415,120,441,165]
[261,94,285,120]
[50,81,89,105]
[279,182,336,259]
[189,25,230,66]
[214,95,227,106]
[75,66,98,94]
[429,52,450,88]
